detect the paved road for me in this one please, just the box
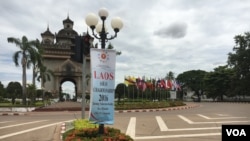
[0,102,249,141]
[114,102,250,141]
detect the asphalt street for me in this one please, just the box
[0,102,250,141]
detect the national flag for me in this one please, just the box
[175,80,182,91]
[166,79,172,90]
[124,76,136,86]
[171,79,182,91]
[142,76,147,91]
[136,77,141,89]
[171,79,176,91]
[160,79,166,89]
[136,76,147,92]
[157,78,161,88]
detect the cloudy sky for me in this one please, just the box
[1,0,250,95]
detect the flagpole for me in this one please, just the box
[81,54,86,119]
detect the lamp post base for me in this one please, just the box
[99,124,104,134]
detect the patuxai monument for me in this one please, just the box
[40,16,93,101]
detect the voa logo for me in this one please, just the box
[226,129,246,136]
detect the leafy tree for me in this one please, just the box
[176,70,207,102]
[7,36,39,105]
[165,71,175,80]
[127,84,137,100]
[107,42,121,55]
[45,91,53,100]
[6,82,22,105]
[26,83,36,105]
[115,83,127,103]
[0,81,6,99]
[228,32,250,97]
[204,66,234,101]
[36,89,43,100]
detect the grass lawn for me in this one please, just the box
[115,100,185,110]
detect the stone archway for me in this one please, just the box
[43,58,90,101]
[40,16,91,102]
[60,78,76,101]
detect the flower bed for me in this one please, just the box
[63,119,133,141]
[64,127,133,141]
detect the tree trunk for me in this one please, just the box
[32,67,36,87]
[22,57,27,105]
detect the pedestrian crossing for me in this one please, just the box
[0,119,73,140]
[178,115,250,124]
[1,113,249,140]
[126,113,250,140]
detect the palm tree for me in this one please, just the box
[27,39,43,87]
[37,65,53,103]
[37,65,54,88]
[7,36,39,105]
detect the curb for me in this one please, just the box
[60,122,66,141]
[116,104,199,113]
[0,112,27,116]
[201,101,250,104]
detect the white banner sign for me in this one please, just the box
[89,48,116,124]
[170,91,177,99]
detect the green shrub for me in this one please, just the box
[73,119,97,130]
[15,100,21,105]
[115,101,185,110]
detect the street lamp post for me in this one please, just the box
[85,8,123,49]
[85,8,123,134]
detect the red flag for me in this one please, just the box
[160,79,166,89]
[166,80,172,90]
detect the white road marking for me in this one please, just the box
[135,133,221,140]
[178,115,250,124]
[216,114,228,116]
[0,119,74,140]
[197,114,247,119]
[126,117,136,138]
[167,127,221,131]
[156,116,221,131]
[178,115,194,124]
[0,120,47,129]
[156,116,168,131]
[127,114,250,140]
